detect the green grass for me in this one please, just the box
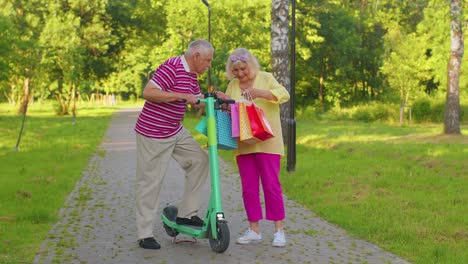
[184,114,467,263]
[1,102,466,264]
[0,102,118,264]
[280,121,468,264]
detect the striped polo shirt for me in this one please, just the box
[135,56,201,139]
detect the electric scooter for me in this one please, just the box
[161,92,235,253]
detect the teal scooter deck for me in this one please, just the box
[161,92,234,253]
[161,205,206,238]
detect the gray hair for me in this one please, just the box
[185,39,214,56]
[225,48,261,80]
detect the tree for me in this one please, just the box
[0,15,16,85]
[271,0,289,140]
[313,8,361,108]
[38,0,114,115]
[444,0,463,134]
[415,1,451,96]
[0,0,48,112]
[381,30,431,111]
[101,0,167,102]
[160,0,271,91]
[0,0,48,151]
[293,0,322,108]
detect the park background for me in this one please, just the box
[1,0,467,264]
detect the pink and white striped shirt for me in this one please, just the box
[135,56,201,139]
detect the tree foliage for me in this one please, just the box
[0,0,466,118]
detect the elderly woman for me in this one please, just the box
[220,48,290,247]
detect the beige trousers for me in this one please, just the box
[135,128,209,240]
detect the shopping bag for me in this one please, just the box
[245,103,274,141]
[194,112,237,150]
[239,102,260,144]
[230,102,240,138]
[195,117,207,135]
[215,110,238,150]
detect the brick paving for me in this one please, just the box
[33,108,411,264]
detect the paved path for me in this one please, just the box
[33,108,411,264]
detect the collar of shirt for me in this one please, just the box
[181,55,190,72]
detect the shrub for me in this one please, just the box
[350,103,398,123]
[430,102,445,122]
[461,104,467,122]
[352,107,373,122]
[412,98,432,122]
[412,97,467,123]
[373,103,398,122]
[298,100,466,125]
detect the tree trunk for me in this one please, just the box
[18,77,30,114]
[15,76,31,152]
[71,84,77,125]
[271,0,289,141]
[445,0,463,134]
[55,94,68,115]
[319,69,324,109]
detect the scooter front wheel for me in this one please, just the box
[208,221,230,253]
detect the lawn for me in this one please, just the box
[184,113,468,264]
[0,102,466,264]
[0,103,119,264]
[280,120,467,264]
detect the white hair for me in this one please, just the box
[225,48,261,80]
[185,39,214,56]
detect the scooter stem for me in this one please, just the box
[201,95,223,215]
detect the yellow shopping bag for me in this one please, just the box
[239,101,260,144]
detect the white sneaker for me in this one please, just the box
[272,230,286,247]
[236,228,262,244]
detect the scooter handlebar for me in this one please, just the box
[217,98,235,105]
[181,99,202,104]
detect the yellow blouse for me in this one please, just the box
[225,71,290,156]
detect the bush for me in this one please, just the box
[462,104,467,122]
[430,102,445,122]
[350,103,398,123]
[412,98,432,122]
[325,107,353,121]
[352,108,373,122]
[412,97,467,123]
[373,103,398,122]
[298,100,466,125]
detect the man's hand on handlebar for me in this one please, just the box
[183,93,201,105]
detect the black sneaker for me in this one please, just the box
[176,215,204,226]
[138,237,161,249]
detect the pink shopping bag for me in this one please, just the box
[230,102,240,138]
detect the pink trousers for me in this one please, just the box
[236,153,285,222]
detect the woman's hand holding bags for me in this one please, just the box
[237,91,274,144]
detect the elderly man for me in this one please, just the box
[134,39,213,250]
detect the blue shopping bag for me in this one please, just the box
[194,110,238,150]
[215,110,238,150]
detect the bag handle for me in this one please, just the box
[240,90,254,104]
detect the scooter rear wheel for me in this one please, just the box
[163,223,179,237]
[208,221,230,253]
[162,205,179,237]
